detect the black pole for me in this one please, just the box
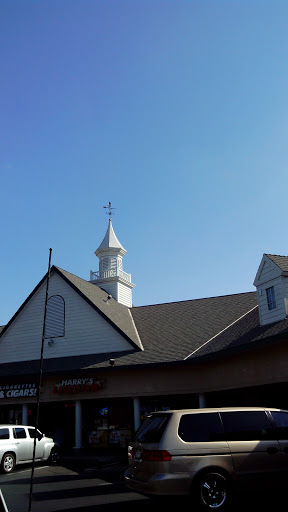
[28,248,52,512]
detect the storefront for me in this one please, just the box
[2,360,288,452]
[0,367,206,450]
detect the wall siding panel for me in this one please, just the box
[96,282,118,300]
[0,273,133,363]
[258,277,286,325]
[257,260,281,286]
[119,284,132,307]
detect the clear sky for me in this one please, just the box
[1,0,288,325]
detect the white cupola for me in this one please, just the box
[90,219,135,307]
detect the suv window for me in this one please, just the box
[178,412,224,442]
[270,411,288,439]
[13,428,27,439]
[28,428,42,440]
[0,428,9,440]
[135,414,170,443]
[221,411,273,441]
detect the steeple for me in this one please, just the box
[90,219,135,307]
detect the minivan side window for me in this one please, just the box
[0,429,9,440]
[270,411,288,439]
[221,411,273,441]
[13,428,27,439]
[178,413,224,442]
[136,415,170,443]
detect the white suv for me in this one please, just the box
[0,425,59,473]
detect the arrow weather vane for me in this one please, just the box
[103,201,116,216]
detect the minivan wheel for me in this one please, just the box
[1,453,16,473]
[195,471,229,509]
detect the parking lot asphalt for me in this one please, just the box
[60,447,129,475]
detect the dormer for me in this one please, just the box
[254,254,288,325]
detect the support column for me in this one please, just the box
[22,404,29,425]
[198,393,206,408]
[133,397,141,432]
[74,400,82,449]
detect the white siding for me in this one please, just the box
[256,260,281,286]
[118,283,132,307]
[283,276,288,316]
[0,273,132,363]
[257,277,286,325]
[96,282,118,301]
[94,281,132,307]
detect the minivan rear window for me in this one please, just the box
[135,414,170,443]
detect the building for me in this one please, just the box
[1,221,288,450]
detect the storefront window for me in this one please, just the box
[82,399,133,448]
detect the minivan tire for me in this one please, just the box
[1,453,16,473]
[194,471,230,510]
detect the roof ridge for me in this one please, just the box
[54,266,88,282]
[183,304,259,360]
[265,253,288,257]
[133,291,256,309]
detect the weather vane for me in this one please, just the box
[103,201,116,216]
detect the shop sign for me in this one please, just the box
[53,377,104,394]
[0,383,37,399]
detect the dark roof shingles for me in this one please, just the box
[266,254,288,272]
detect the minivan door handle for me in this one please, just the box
[267,447,278,454]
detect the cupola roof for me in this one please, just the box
[95,219,126,257]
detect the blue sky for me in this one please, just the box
[1,0,288,325]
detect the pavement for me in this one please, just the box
[60,447,129,474]
[0,448,135,512]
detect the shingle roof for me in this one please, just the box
[129,292,258,363]
[3,264,288,377]
[0,288,260,376]
[54,267,142,350]
[189,307,288,360]
[265,254,288,272]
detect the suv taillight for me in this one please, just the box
[141,450,171,461]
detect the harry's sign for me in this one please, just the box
[53,378,104,394]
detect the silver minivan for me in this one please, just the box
[125,407,288,509]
